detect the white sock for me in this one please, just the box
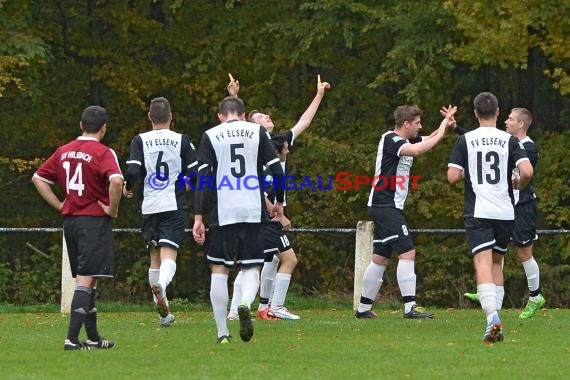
[267,255,280,306]
[229,271,243,316]
[210,273,230,338]
[477,283,497,317]
[522,257,540,295]
[158,258,176,290]
[148,268,160,303]
[270,273,291,310]
[240,267,260,308]
[495,285,504,311]
[259,258,279,301]
[357,262,385,313]
[397,259,417,314]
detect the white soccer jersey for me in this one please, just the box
[448,127,529,220]
[126,129,198,214]
[196,120,281,226]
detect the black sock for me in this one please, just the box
[67,286,91,343]
[84,288,100,342]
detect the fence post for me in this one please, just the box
[61,235,74,314]
[353,220,373,310]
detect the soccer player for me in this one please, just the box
[192,96,285,344]
[32,105,123,350]
[123,97,198,327]
[255,133,300,320]
[226,73,331,320]
[355,104,456,320]
[454,107,545,318]
[447,93,533,343]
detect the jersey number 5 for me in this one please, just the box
[230,143,245,177]
[476,151,500,185]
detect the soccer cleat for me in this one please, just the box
[216,335,232,344]
[237,304,254,342]
[464,292,480,303]
[483,315,504,343]
[268,307,300,320]
[257,308,279,320]
[404,305,434,319]
[64,339,92,351]
[151,284,169,318]
[355,309,378,319]
[227,312,239,321]
[85,337,115,349]
[160,313,175,327]
[519,294,546,319]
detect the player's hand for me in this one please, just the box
[512,168,522,189]
[440,105,457,129]
[271,202,284,222]
[193,219,206,245]
[227,73,240,97]
[317,74,331,95]
[122,186,134,199]
[98,201,118,218]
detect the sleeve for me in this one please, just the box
[524,141,538,170]
[34,149,60,184]
[181,134,199,176]
[448,136,467,170]
[286,129,295,147]
[194,133,216,215]
[125,135,144,191]
[454,125,467,136]
[384,133,408,157]
[101,148,124,181]
[260,127,285,203]
[510,136,530,167]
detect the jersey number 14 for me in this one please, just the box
[62,161,85,196]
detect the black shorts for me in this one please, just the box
[513,201,538,247]
[142,210,186,250]
[263,221,292,262]
[368,207,414,258]
[464,217,514,255]
[205,223,265,268]
[63,216,114,278]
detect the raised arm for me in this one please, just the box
[227,73,240,97]
[290,74,331,138]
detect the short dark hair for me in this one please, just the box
[219,96,245,116]
[270,133,288,153]
[248,109,261,122]
[512,107,533,130]
[474,92,499,120]
[394,105,422,128]
[81,105,108,133]
[149,97,172,124]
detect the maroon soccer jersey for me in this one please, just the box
[34,137,123,216]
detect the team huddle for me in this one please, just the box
[32,74,543,349]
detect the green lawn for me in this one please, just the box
[1,306,568,379]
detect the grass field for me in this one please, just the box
[1,303,569,379]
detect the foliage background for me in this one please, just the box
[1,0,569,306]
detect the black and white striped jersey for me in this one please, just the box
[195,120,284,226]
[367,131,422,209]
[449,127,529,220]
[125,129,198,214]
